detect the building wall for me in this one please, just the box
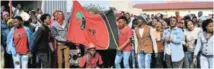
[142,9,213,17]
[109,0,142,15]
[1,1,42,12]
[42,0,67,15]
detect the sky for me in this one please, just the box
[67,0,213,12]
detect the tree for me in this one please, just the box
[84,3,104,14]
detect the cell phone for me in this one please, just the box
[194,39,197,45]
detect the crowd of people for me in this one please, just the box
[1,2,213,69]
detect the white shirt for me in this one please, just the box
[11,6,21,17]
[128,17,134,28]
[184,27,202,51]
[31,21,42,32]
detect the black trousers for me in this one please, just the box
[33,52,51,68]
[165,54,172,68]
[172,58,184,68]
[97,50,116,68]
[156,52,164,68]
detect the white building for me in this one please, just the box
[133,2,213,17]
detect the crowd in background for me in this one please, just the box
[1,2,213,69]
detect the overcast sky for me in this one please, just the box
[67,0,213,12]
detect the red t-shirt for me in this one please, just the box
[79,53,103,68]
[13,27,28,54]
[177,16,182,22]
[119,26,132,51]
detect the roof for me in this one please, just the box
[133,2,213,10]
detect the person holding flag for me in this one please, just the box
[114,16,132,68]
[50,11,71,68]
[67,1,118,68]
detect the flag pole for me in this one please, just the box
[9,0,12,18]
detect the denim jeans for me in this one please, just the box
[186,51,193,68]
[200,54,213,68]
[137,51,152,68]
[12,54,29,69]
[115,51,131,69]
[183,52,189,68]
[131,50,136,68]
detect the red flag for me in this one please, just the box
[67,1,118,50]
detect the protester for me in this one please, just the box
[175,11,182,22]
[1,11,12,68]
[130,18,138,68]
[159,19,169,29]
[2,1,213,68]
[31,14,53,68]
[183,20,202,68]
[29,10,41,32]
[146,14,151,22]
[198,11,206,21]
[36,8,43,21]
[193,19,213,68]
[125,12,131,23]
[27,9,32,16]
[8,3,24,17]
[1,6,5,13]
[50,10,59,26]
[154,22,164,68]
[180,19,188,68]
[50,11,70,68]
[198,19,203,27]
[79,43,103,68]
[178,19,185,30]
[6,16,33,69]
[151,18,158,28]
[115,16,132,68]
[1,11,10,46]
[134,16,158,68]
[192,16,198,25]
[163,17,184,68]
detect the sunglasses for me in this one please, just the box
[179,22,184,24]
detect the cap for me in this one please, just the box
[87,43,96,50]
[2,11,9,16]
[20,12,30,21]
[137,15,148,24]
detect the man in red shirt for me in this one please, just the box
[79,43,103,68]
[6,16,33,68]
[115,16,132,68]
[175,11,182,22]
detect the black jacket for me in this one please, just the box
[31,24,52,53]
